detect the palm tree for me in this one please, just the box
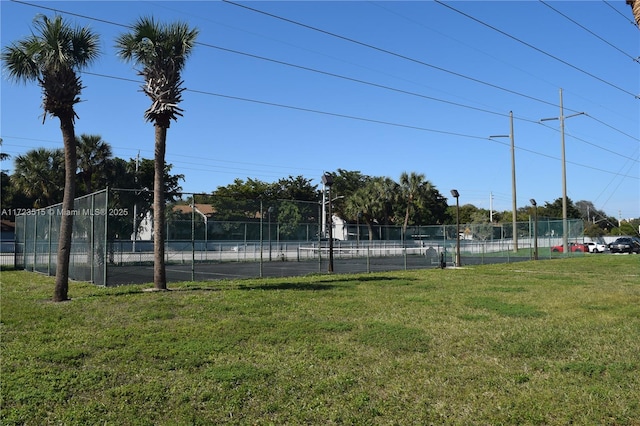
[399,171,427,235]
[2,15,100,302]
[76,134,112,194]
[116,17,198,290]
[373,177,399,238]
[344,177,397,241]
[344,186,377,241]
[0,138,9,162]
[11,148,65,208]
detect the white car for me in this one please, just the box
[586,242,607,253]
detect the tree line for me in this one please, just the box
[180,168,635,239]
[1,135,183,220]
[4,138,635,241]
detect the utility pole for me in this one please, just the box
[540,89,584,254]
[132,151,140,252]
[490,192,493,223]
[530,199,538,260]
[489,111,517,252]
[322,173,335,273]
[509,111,517,252]
[559,89,568,254]
[450,189,461,267]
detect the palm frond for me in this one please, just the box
[2,14,99,120]
[116,16,198,127]
[1,44,39,83]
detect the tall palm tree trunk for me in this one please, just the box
[153,125,167,290]
[53,116,77,302]
[403,205,411,235]
[628,0,640,27]
[365,219,375,241]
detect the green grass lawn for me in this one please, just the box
[1,256,639,425]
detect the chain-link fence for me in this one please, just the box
[15,189,108,285]
[15,188,585,286]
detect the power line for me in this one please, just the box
[10,70,636,179]
[44,72,640,178]
[434,0,639,98]
[6,63,639,178]
[11,0,637,147]
[77,75,491,142]
[217,0,639,147]
[602,0,639,28]
[220,0,578,109]
[9,0,129,28]
[225,0,636,99]
[200,43,510,120]
[0,135,321,178]
[88,71,639,168]
[540,0,639,63]
[585,114,640,142]
[207,45,637,159]
[537,122,639,162]
[11,0,522,119]
[368,0,581,109]
[186,87,490,140]
[593,147,640,210]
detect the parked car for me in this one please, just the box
[607,237,640,254]
[586,242,607,253]
[551,242,589,253]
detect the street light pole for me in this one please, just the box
[450,189,461,267]
[322,173,334,273]
[540,88,584,254]
[509,111,517,253]
[530,199,538,260]
[490,111,518,252]
[268,206,274,261]
[356,212,361,248]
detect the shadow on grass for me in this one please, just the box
[239,282,338,291]
[237,274,413,291]
[80,273,416,296]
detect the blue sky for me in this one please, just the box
[1,1,639,219]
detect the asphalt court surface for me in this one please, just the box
[105,256,430,286]
[104,254,534,286]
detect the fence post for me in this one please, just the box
[103,190,109,286]
[259,199,263,278]
[243,223,247,261]
[90,193,94,283]
[32,215,36,273]
[317,202,322,273]
[191,202,195,282]
[46,210,52,275]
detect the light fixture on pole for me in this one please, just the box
[322,173,334,273]
[540,88,585,254]
[489,110,518,252]
[450,189,461,267]
[530,199,538,260]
